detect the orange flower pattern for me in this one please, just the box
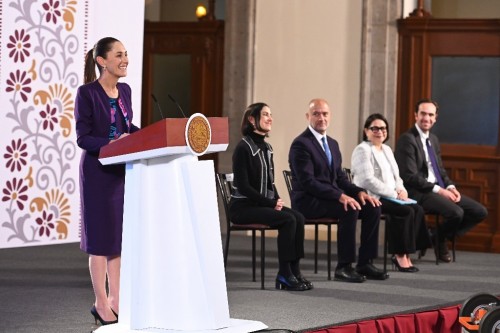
[34,83,75,137]
[31,188,71,240]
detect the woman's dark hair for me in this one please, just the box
[83,37,120,84]
[362,113,389,143]
[241,102,269,136]
[415,98,439,114]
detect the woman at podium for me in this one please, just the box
[229,102,312,291]
[75,37,140,325]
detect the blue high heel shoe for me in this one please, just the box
[275,274,308,291]
[90,305,118,325]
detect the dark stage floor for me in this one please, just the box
[1,235,499,333]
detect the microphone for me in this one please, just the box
[167,94,188,118]
[151,94,165,120]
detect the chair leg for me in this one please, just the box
[451,232,457,262]
[434,217,440,265]
[383,216,389,274]
[261,230,265,290]
[252,231,257,282]
[224,230,231,270]
[314,224,319,274]
[327,224,332,280]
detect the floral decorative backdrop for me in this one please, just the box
[0,0,144,249]
[0,0,86,247]
[0,0,86,248]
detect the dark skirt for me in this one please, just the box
[79,150,125,256]
[381,198,432,254]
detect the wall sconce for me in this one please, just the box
[196,5,207,20]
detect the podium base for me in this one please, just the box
[94,318,268,333]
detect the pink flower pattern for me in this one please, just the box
[2,178,29,210]
[7,29,31,63]
[40,104,59,131]
[4,139,28,172]
[36,210,55,237]
[5,70,32,102]
[42,0,62,24]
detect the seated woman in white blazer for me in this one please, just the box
[351,113,431,272]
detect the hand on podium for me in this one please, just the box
[110,132,130,144]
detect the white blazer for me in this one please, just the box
[350,141,405,199]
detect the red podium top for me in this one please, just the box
[99,117,228,165]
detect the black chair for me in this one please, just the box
[282,170,338,280]
[215,172,277,290]
[420,214,457,265]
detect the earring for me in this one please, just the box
[103,66,107,71]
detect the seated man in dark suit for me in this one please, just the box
[394,98,488,262]
[288,98,388,283]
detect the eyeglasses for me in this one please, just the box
[369,126,387,133]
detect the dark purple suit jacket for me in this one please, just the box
[75,80,140,255]
[75,81,139,154]
[288,128,363,218]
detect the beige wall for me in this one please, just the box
[253,0,362,203]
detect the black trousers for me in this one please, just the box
[320,198,381,267]
[380,199,431,254]
[229,202,305,262]
[412,192,488,241]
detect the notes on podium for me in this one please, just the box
[96,116,267,333]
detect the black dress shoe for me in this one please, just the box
[356,263,389,280]
[438,242,452,263]
[334,265,366,283]
[296,274,314,290]
[439,253,452,263]
[275,274,308,291]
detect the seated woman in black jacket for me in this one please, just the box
[229,102,311,291]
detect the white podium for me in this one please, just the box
[97,117,267,333]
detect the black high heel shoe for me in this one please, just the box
[90,305,118,325]
[275,274,308,291]
[408,265,419,272]
[111,308,119,319]
[391,256,418,273]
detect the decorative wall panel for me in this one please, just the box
[0,0,145,249]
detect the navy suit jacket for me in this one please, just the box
[288,128,363,218]
[395,125,453,195]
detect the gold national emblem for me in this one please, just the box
[186,115,211,155]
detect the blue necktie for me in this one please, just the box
[426,138,445,188]
[322,136,332,169]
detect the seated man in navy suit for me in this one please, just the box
[288,98,388,283]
